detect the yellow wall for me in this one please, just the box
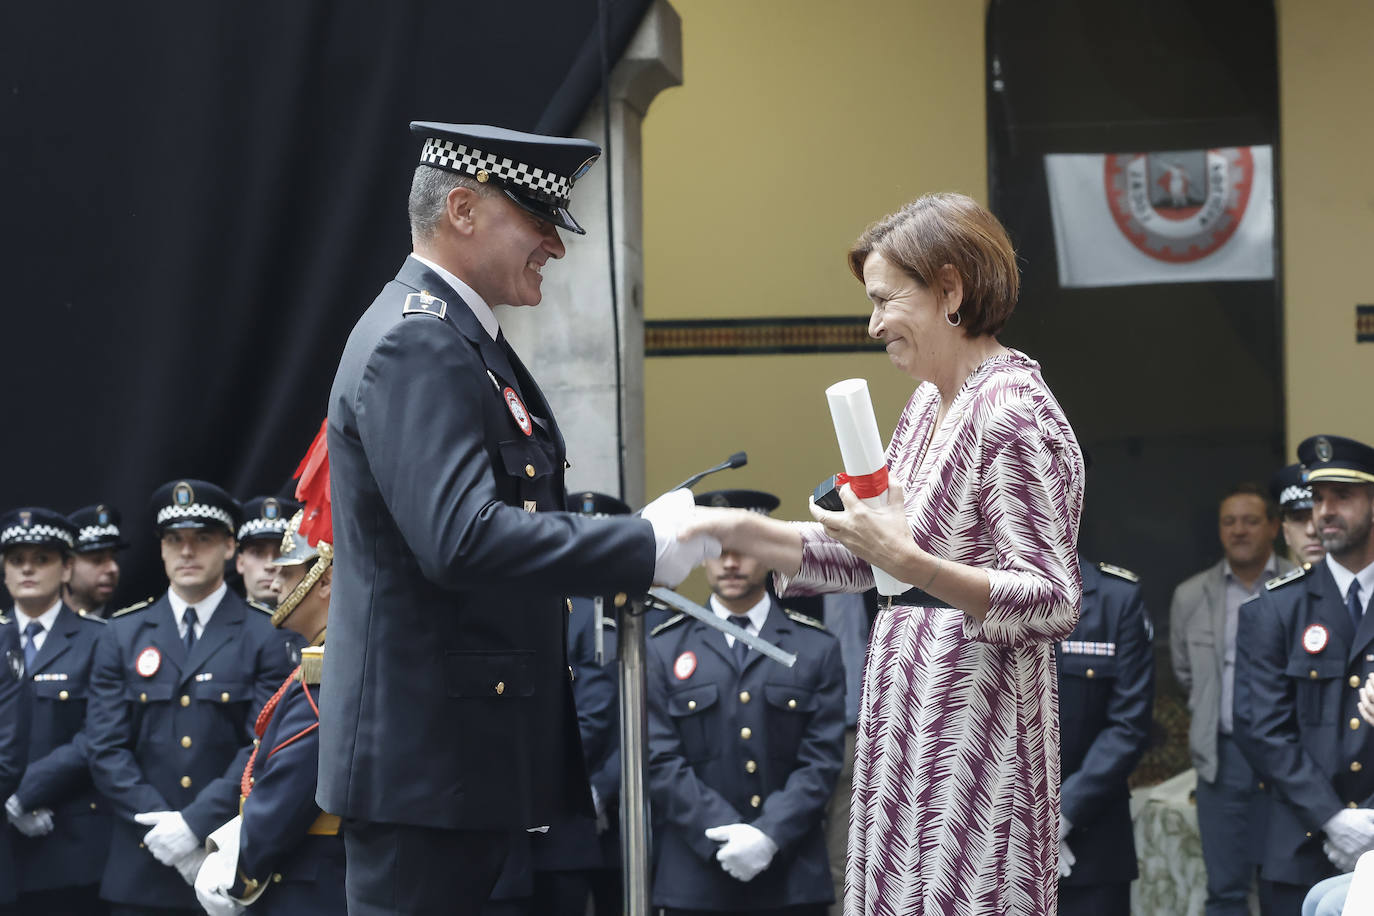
[1278,0,1374,454]
[642,0,987,541]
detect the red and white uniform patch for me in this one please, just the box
[673,651,697,680]
[1303,624,1329,655]
[136,646,162,677]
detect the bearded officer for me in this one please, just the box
[1235,435,1374,913]
[1,508,112,915]
[85,480,303,915]
[320,121,715,916]
[646,490,844,916]
[64,505,129,619]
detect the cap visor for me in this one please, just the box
[502,189,586,235]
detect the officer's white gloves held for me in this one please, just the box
[705,823,778,882]
[1057,839,1076,879]
[175,847,208,886]
[1359,673,1374,728]
[1058,812,1072,842]
[135,810,200,866]
[643,488,721,588]
[5,795,54,837]
[196,816,248,914]
[1324,840,1361,874]
[1323,808,1374,863]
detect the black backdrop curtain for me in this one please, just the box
[0,0,651,604]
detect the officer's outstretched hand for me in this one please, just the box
[1359,673,1374,727]
[705,823,778,882]
[1324,808,1374,860]
[643,489,721,587]
[135,810,199,865]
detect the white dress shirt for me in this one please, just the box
[710,593,771,647]
[168,583,228,641]
[410,253,499,340]
[1325,554,1374,615]
[14,599,63,653]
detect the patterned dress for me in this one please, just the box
[778,350,1084,916]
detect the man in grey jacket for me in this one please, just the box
[1170,481,1292,916]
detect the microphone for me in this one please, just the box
[668,451,747,493]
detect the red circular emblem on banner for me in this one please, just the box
[1303,624,1329,655]
[673,651,697,680]
[504,387,532,436]
[1103,147,1255,264]
[136,646,162,677]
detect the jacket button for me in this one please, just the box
[140,693,148,703]
[745,760,757,774]
[750,795,761,808]
[1354,761,1364,773]
[687,700,697,710]
[739,691,751,704]
[525,464,536,478]
[1085,669,1095,679]
[566,599,573,614]
[1350,801,1360,809]
[614,593,627,608]
[90,802,98,810]
[58,690,69,701]
[1257,781,1265,790]
[788,698,798,709]
[740,727,752,740]
[180,776,192,788]
[1352,718,1362,731]
[495,682,506,696]
[181,736,192,748]
[1307,831,1313,838]
[180,695,191,707]
[273,874,283,884]
[1311,670,1319,679]
[221,692,230,703]
[1352,676,1363,689]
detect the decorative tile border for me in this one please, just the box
[645,317,879,356]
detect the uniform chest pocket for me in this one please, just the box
[499,440,553,481]
[127,683,175,705]
[192,680,249,705]
[1058,655,1118,681]
[31,680,88,702]
[763,684,817,755]
[667,683,718,761]
[1286,657,1346,724]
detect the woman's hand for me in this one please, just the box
[678,506,759,554]
[678,506,804,578]
[807,477,923,577]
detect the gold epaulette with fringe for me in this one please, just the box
[1266,566,1307,591]
[1098,563,1140,583]
[784,609,827,630]
[650,613,686,637]
[297,646,324,686]
[112,597,156,618]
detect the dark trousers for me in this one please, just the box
[18,885,106,916]
[1197,734,1265,916]
[664,908,827,916]
[109,907,199,916]
[1058,882,1131,916]
[345,820,510,916]
[1259,879,1310,916]
[533,869,621,916]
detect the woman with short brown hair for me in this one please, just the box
[687,192,1083,915]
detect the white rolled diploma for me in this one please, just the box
[825,378,912,596]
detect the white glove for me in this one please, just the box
[5,795,54,837]
[135,810,199,865]
[705,823,778,882]
[195,846,245,915]
[642,489,721,587]
[1057,839,1076,879]
[1324,840,1361,874]
[174,847,208,886]
[1324,809,1374,859]
[1058,812,1072,842]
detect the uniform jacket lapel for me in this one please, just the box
[1307,563,1355,649]
[149,598,188,676]
[28,603,80,675]
[697,617,736,672]
[741,600,789,676]
[181,594,245,683]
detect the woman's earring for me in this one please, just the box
[945,310,962,328]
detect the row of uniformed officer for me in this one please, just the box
[84,479,303,915]
[1235,435,1374,913]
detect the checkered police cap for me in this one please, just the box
[0,507,77,552]
[237,496,302,543]
[67,504,130,552]
[149,479,243,536]
[410,122,600,235]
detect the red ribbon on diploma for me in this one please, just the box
[835,466,889,500]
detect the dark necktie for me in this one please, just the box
[1348,581,1363,630]
[23,621,42,670]
[727,616,752,667]
[183,607,198,653]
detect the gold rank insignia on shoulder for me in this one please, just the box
[113,597,157,618]
[651,613,687,637]
[402,290,447,320]
[785,609,827,630]
[298,646,324,686]
[77,609,107,624]
[1266,566,1307,591]
[246,600,273,615]
[1098,563,1140,583]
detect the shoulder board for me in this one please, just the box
[112,597,157,618]
[76,609,107,625]
[297,646,324,686]
[650,613,686,637]
[402,290,447,320]
[1098,563,1139,583]
[1266,566,1308,591]
[784,609,827,630]
[246,599,274,615]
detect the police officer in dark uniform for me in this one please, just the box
[0,617,27,915]
[1235,435,1374,914]
[531,491,631,916]
[194,475,342,916]
[1271,464,1326,569]
[65,505,129,619]
[1,508,112,915]
[234,497,301,610]
[320,122,715,916]
[647,489,844,916]
[1056,555,1155,914]
[85,480,303,916]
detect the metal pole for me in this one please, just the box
[617,598,651,916]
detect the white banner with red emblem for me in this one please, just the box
[1044,145,1274,288]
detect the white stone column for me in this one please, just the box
[501,0,682,509]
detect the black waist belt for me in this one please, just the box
[885,587,953,609]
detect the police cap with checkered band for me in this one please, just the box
[67,504,130,552]
[149,479,243,536]
[410,121,601,235]
[238,496,303,544]
[1270,463,1313,513]
[0,507,78,553]
[570,491,631,517]
[1299,435,1374,487]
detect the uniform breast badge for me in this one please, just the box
[1303,624,1329,654]
[136,646,162,677]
